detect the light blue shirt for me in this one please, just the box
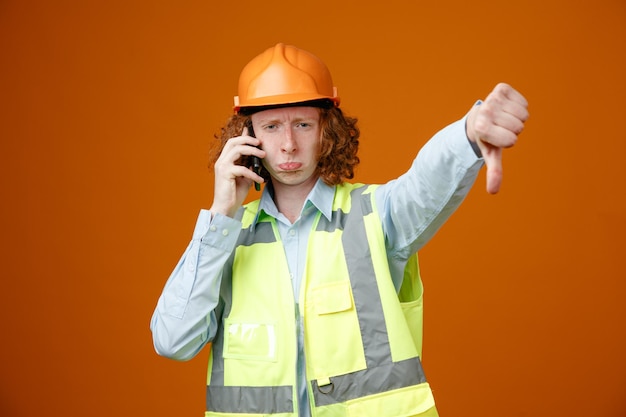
[151,116,483,416]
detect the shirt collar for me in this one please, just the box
[254,178,335,226]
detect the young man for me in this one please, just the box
[151,43,529,417]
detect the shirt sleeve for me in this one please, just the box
[375,115,484,290]
[150,209,241,361]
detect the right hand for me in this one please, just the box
[210,127,265,218]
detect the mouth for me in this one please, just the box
[278,162,302,171]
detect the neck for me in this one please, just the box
[272,176,318,223]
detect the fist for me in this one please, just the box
[466,83,529,194]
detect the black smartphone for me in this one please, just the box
[246,120,262,191]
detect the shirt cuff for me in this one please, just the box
[193,209,241,251]
[466,100,483,158]
[447,116,484,167]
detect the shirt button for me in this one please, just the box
[288,229,296,236]
[222,229,229,236]
[209,225,217,232]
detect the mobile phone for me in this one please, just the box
[246,120,262,191]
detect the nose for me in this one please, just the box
[281,127,296,153]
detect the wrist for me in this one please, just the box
[209,204,237,219]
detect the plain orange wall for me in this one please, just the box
[1,0,624,416]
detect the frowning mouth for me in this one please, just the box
[278,162,302,171]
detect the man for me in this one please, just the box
[151,43,529,417]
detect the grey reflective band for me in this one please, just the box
[237,220,276,246]
[208,315,226,384]
[342,187,392,367]
[207,385,294,414]
[311,357,427,406]
[316,208,347,232]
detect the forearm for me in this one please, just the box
[377,115,484,260]
[150,210,241,360]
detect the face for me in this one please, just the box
[250,106,321,190]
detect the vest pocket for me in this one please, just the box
[222,319,278,362]
[307,281,365,377]
[312,281,353,315]
[400,297,424,358]
[398,266,424,358]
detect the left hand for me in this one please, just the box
[466,83,529,194]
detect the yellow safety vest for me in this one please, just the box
[205,183,438,417]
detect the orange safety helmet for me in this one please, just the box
[234,43,340,113]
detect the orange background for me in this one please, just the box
[1,0,624,416]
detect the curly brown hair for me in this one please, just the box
[209,106,360,186]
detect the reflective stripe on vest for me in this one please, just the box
[206,385,293,414]
[205,183,432,416]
